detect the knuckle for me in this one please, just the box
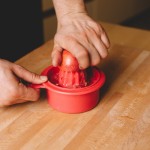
[76,50,89,60]
[0,87,19,107]
[93,23,102,32]
[51,46,61,58]
[33,94,40,101]
[30,73,38,82]
[14,64,25,74]
[0,101,6,107]
[80,30,87,38]
[92,56,101,66]
[15,64,24,71]
[64,35,74,43]
[0,97,17,107]
[2,100,13,107]
[76,51,90,69]
[51,50,56,58]
[54,33,61,41]
[26,87,40,101]
[60,35,75,47]
[28,91,39,101]
[100,27,105,34]
[101,51,108,58]
[94,23,105,35]
[82,63,89,69]
[9,86,20,99]
[64,36,78,49]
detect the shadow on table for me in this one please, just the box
[98,44,141,99]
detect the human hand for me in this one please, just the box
[0,59,48,107]
[51,12,110,69]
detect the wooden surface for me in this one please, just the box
[0,22,150,150]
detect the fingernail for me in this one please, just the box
[79,66,85,70]
[40,76,48,81]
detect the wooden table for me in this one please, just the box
[0,22,150,150]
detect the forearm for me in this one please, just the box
[52,0,87,21]
[51,0,110,69]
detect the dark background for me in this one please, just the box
[0,1,149,62]
[0,0,43,62]
[121,8,150,31]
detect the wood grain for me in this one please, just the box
[0,22,150,150]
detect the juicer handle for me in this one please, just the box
[29,82,47,89]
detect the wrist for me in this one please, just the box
[57,12,88,27]
[53,0,87,21]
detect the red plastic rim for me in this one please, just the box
[41,66,105,95]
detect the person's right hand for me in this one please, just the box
[0,59,48,107]
[51,13,110,69]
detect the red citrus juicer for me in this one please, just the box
[30,50,105,113]
[58,50,87,88]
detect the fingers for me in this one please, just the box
[101,30,110,49]
[18,83,40,101]
[53,34,90,69]
[8,65,47,104]
[0,83,40,107]
[76,27,108,66]
[12,65,48,84]
[92,23,110,49]
[11,65,46,103]
[51,44,63,66]
[0,60,43,107]
[86,27,108,58]
[52,25,110,69]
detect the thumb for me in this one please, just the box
[51,44,63,66]
[12,64,48,84]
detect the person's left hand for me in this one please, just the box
[0,59,48,107]
[51,12,110,69]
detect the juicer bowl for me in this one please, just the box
[31,66,105,113]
